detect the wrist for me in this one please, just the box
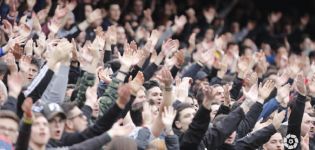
[105,43,111,51]
[238,72,245,79]
[9,91,20,98]
[120,65,130,73]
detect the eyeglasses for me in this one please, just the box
[0,125,18,135]
[68,113,85,120]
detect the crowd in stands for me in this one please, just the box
[0,0,315,149]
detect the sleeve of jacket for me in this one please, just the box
[258,98,280,120]
[165,135,180,150]
[215,104,230,117]
[203,107,246,150]
[103,50,112,64]
[15,119,32,150]
[229,77,243,100]
[17,65,54,117]
[170,66,180,78]
[61,103,123,146]
[181,63,203,80]
[143,63,158,81]
[285,93,306,150]
[68,133,112,150]
[135,127,151,150]
[237,102,263,139]
[235,124,277,150]
[1,96,17,112]
[180,106,211,150]
[41,65,70,104]
[81,105,92,122]
[99,78,120,117]
[74,72,95,108]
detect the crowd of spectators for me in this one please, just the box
[0,0,315,150]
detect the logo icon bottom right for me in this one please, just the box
[284,134,299,149]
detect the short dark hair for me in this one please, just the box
[30,57,40,70]
[143,80,160,91]
[0,110,20,124]
[172,103,194,129]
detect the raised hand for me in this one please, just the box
[173,15,187,30]
[258,80,275,100]
[1,19,13,36]
[48,20,62,34]
[85,86,98,108]
[202,85,218,110]
[175,77,191,102]
[8,72,26,98]
[27,0,36,10]
[22,98,33,120]
[223,84,231,106]
[148,30,160,47]
[105,26,117,46]
[272,110,286,130]
[300,133,310,150]
[118,42,139,69]
[243,83,259,103]
[98,67,113,84]
[34,33,47,57]
[129,71,145,96]
[142,102,153,126]
[276,83,291,107]
[107,119,135,138]
[4,53,17,73]
[237,56,251,79]
[24,39,34,56]
[173,49,185,67]
[87,9,102,24]
[19,55,32,73]
[117,84,131,109]
[188,32,197,50]
[157,68,173,87]
[244,72,258,91]
[308,73,315,97]
[161,106,177,135]
[295,73,307,96]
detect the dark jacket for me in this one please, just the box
[175,105,246,150]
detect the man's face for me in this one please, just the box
[67,107,88,132]
[175,107,196,132]
[0,118,18,143]
[263,133,284,150]
[301,113,312,137]
[147,87,163,106]
[27,64,39,81]
[134,89,146,104]
[133,0,143,16]
[109,4,121,21]
[214,86,224,104]
[49,116,65,140]
[31,116,50,146]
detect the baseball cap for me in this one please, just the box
[41,103,66,121]
[195,70,208,80]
